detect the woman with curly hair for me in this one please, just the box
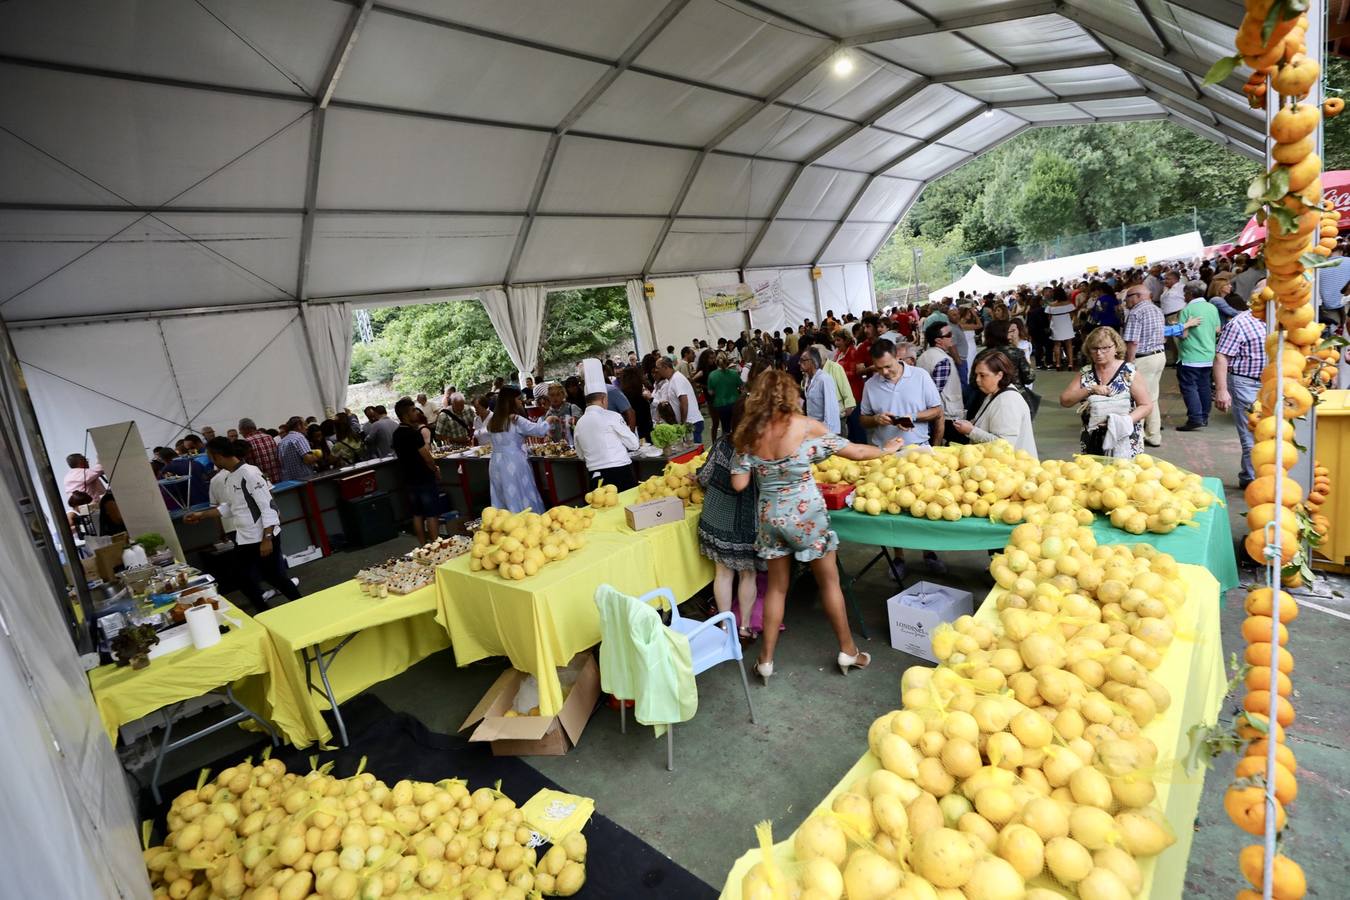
[729,369,903,681]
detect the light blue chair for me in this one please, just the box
[604,587,758,771]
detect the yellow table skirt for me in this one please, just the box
[720,564,1225,899]
[435,533,659,716]
[250,581,448,748]
[87,602,268,746]
[590,488,714,603]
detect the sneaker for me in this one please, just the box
[1238,477,1253,490]
[1176,421,1205,432]
[923,552,948,575]
[1144,438,1162,448]
[261,588,277,601]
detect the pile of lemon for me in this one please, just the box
[743,515,1185,899]
[467,505,595,579]
[812,442,1214,535]
[584,483,620,508]
[637,454,707,507]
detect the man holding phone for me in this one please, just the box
[860,341,942,449]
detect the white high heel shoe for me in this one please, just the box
[754,660,774,683]
[837,649,871,675]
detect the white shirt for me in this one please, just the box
[860,363,942,447]
[213,463,280,545]
[803,370,841,434]
[209,469,236,534]
[1159,283,1186,316]
[966,390,1038,459]
[666,370,703,424]
[417,400,438,422]
[574,405,639,472]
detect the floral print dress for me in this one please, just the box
[1077,362,1142,457]
[732,433,849,562]
[484,415,549,513]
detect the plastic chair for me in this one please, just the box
[607,587,757,771]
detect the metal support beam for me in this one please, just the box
[503,0,691,285]
[318,0,373,109]
[932,52,1114,83]
[841,1,1059,46]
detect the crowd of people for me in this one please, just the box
[61,243,1346,657]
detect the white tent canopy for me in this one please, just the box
[1005,230,1207,284]
[930,263,1018,301]
[0,0,1264,455]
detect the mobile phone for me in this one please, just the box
[896,415,914,428]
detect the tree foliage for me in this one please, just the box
[350,287,633,394]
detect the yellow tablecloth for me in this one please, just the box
[720,564,1225,899]
[251,581,448,748]
[436,533,658,716]
[87,603,268,746]
[590,488,714,603]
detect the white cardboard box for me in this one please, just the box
[886,581,974,663]
[624,496,685,531]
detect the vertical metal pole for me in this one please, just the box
[0,317,96,653]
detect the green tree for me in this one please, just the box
[537,286,633,370]
[1323,56,1349,172]
[1011,150,1084,244]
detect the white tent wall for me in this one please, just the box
[816,265,876,320]
[747,266,817,335]
[12,306,329,463]
[0,470,150,897]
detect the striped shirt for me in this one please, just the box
[1122,300,1165,354]
[1215,311,1267,379]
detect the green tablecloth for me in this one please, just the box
[829,476,1238,595]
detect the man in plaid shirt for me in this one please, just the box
[238,418,282,484]
[1213,302,1267,488]
[1122,281,1166,447]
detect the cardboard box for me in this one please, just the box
[93,534,129,583]
[459,652,600,756]
[624,496,684,531]
[886,581,974,663]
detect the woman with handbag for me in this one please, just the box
[951,352,1038,459]
[1058,326,1152,458]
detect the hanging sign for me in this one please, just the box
[699,282,757,316]
[1085,265,1099,274]
[1134,255,1148,265]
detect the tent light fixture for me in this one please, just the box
[832,54,854,76]
[983,109,995,117]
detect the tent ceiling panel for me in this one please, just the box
[778,168,869,220]
[538,136,697,215]
[377,0,658,56]
[572,71,760,146]
[959,15,1097,65]
[677,156,797,218]
[1034,64,1141,94]
[0,0,348,96]
[747,219,835,268]
[941,111,1025,152]
[333,10,610,126]
[779,55,920,120]
[317,109,549,212]
[874,86,984,138]
[1013,104,1097,123]
[0,65,313,207]
[513,217,664,282]
[634,0,830,96]
[653,218,761,273]
[1074,97,1168,118]
[717,106,855,161]
[848,177,922,223]
[906,0,1053,14]
[1057,0,1153,40]
[1157,5,1238,62]
[884,142,971,181]
[0,212,300,322]
[955,75,1056,103]
[819,222,892,264]
[756,0,928,35]
[1097,35,1192,84]
[868,32,1003,77]
[815,129,919,175]
[307,214,519,297]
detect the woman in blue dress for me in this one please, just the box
[483,385,550,513]
[729,369,904,682]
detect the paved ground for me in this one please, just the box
[143,365,1349,897]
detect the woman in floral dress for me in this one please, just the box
[483,385,550,513]
[729,369,904,681]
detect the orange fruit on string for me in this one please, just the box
[1257,378,1313,418]
[1270,103,1321,144]
[1272,136,1314,165]
[1325,97,1345,117]
[1243,473,1303,508]
[1244,528,1299,566]
[1245,587,1299,622]
[1244,664,1293,697]
[1235,756,1299,804]
[1245,503,1299,536]
[1236,710,1286,743]
[1245,739,1297,772]
[1281,568,1305,589]
[1224,785,1287,835]
[1283,153,1322,192]
[1286,322,1324,346]
[1243,690,1296,727]
[1239,845,1307,898]
[1272,54,1320,97]
[1242,615,1290,646]
[1253,417,1294,443]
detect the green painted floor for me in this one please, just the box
[137,366,1349,897]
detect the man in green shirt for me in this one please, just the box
[1177,281,1221,431]
[706,352,743,442]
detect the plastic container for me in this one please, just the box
[816,482,856,510]
[1313,389,1348,566]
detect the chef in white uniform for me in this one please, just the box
[573,358,639,491]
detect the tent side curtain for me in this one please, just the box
[12,307,330,459]
[625,279,656,356]
[476,286,548,381]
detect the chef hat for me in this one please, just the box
[582,358,606,395]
